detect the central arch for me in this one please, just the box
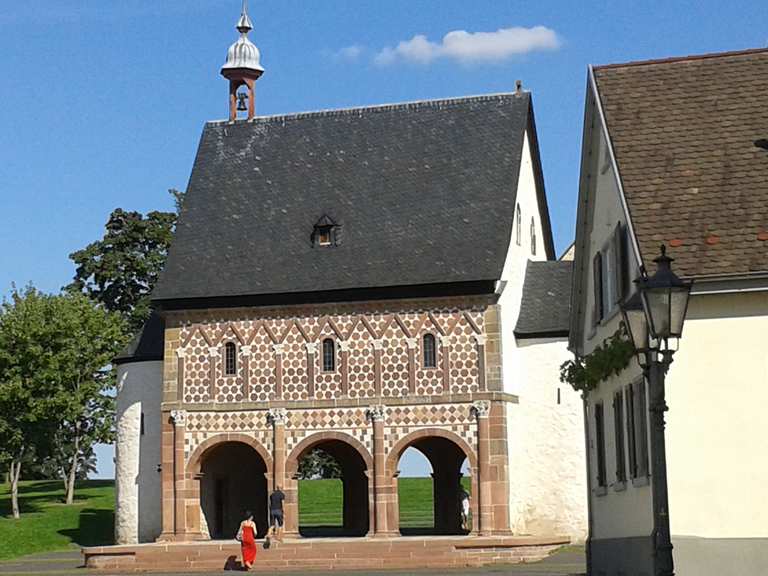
[286,432,373,537]
[386,428,478,536]
[186,434,273,539]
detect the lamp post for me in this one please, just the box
[620,245,692,576]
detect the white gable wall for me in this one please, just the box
[498,128,586,539]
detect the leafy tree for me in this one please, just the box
[297,448,342,480]
[45,292,126,504]
[0,287,62,517]
[67,189,183,332]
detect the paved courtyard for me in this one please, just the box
[0,547,585,576]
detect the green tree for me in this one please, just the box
[45,292,126,504]
[0,287,62,517]
[68,189,183,332]
[297,448,342,479]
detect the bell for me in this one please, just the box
[236,92,248,112]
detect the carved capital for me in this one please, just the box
[405,337,418,350]
[471,400,490,419]
[208,347,219,358]
[473,334,487,346]
[272,343,285,355]
[175,347,187,358]
[170,409,187,427]
[366,405,386,422]
[267,408,287,426]
[305,341,319,355]
[438,334,452,347]
[339,340,351,353]
[240,345,252,357]
[372,339,384,351]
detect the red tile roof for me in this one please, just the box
[594,48,768,278]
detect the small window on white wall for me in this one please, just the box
[530,218,536,255]
[515,205,522,246]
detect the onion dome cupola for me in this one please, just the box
[221,0,264,121]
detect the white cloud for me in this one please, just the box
[374,26,560,66]
[333,45,364,62]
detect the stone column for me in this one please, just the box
[372,340,384,396]
[366,405,389,536]
[171,409,187,538]
[272,343,284,399]
[305,342,317,398]
[176,348,186,401]
[158,411,175,540]
[406,337,418,394]
[208,347,218,401]
[268,408,287,489]
[240,345,251,400]
[473,334,487,391]
[339,340,350,396]
[472,400,492,535]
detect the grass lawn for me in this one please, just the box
[0,480,114,561]
[0,476,466,560]
[299,476,470,528]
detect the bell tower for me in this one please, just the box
[221,1,264,121]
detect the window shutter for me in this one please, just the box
[593,252,604,325]
[614,223,630,302]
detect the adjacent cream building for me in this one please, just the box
[571,48,768,575]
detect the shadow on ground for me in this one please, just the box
[58,508,114,547]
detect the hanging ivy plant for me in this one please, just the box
[560,325,635,393]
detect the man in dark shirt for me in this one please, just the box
[268,486,285,541]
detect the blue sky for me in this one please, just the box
[1,0,766,478]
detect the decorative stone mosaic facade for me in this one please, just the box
[176,306,485,405]
[182,403,477,464]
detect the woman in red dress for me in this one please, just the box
[236,511,257,570]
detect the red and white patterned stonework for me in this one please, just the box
[176,305,485,404]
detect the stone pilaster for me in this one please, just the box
[207,347,218,401]
[483,305,502,391]
[272,343,284,399]
[240,345,251,399]
[305,341,317,398]
[372,340,384,396]
[366,405,390,536]
[472,401,492,535]
[158,411,175,540]
[473,334,487,391]
[339,340,350,396]
[406,337,418,394]
[439,335,451,394]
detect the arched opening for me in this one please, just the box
[199,442,269,539]
[294,438,369,537]
[395,436,472,536]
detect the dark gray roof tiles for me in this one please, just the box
[114,312,165,364]
[152,92,548,303]
[514,260,572,338]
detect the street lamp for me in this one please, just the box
[620,244,693,576]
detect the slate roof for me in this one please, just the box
[514,260,572,338]
[593,48,768,278]
[152,92,554,303]
[114,312,165,365]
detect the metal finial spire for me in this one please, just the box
[236,0,253,34]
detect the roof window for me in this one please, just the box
[312,215,340,248]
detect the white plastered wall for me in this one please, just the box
[511,338,587,541]
[577,113,653,540]
[666,291,768,539]
[115,360,163,544]
[497,128,586,539]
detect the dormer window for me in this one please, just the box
[312,215,340,248]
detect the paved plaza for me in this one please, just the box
[0,547,585,576]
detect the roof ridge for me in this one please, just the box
[593,46,768,71]
[206,91,529,126]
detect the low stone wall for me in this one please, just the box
[83,535,569,572]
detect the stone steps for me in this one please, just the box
[83,536,569,572]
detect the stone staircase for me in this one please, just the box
[83,535,569,572]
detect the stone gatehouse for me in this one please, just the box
[113,3,586,546]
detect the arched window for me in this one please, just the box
[530,217,537,255]
[322,338,336,372]
[423,334,437,368]
[515,205,522,246]
[224,342,237,375]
